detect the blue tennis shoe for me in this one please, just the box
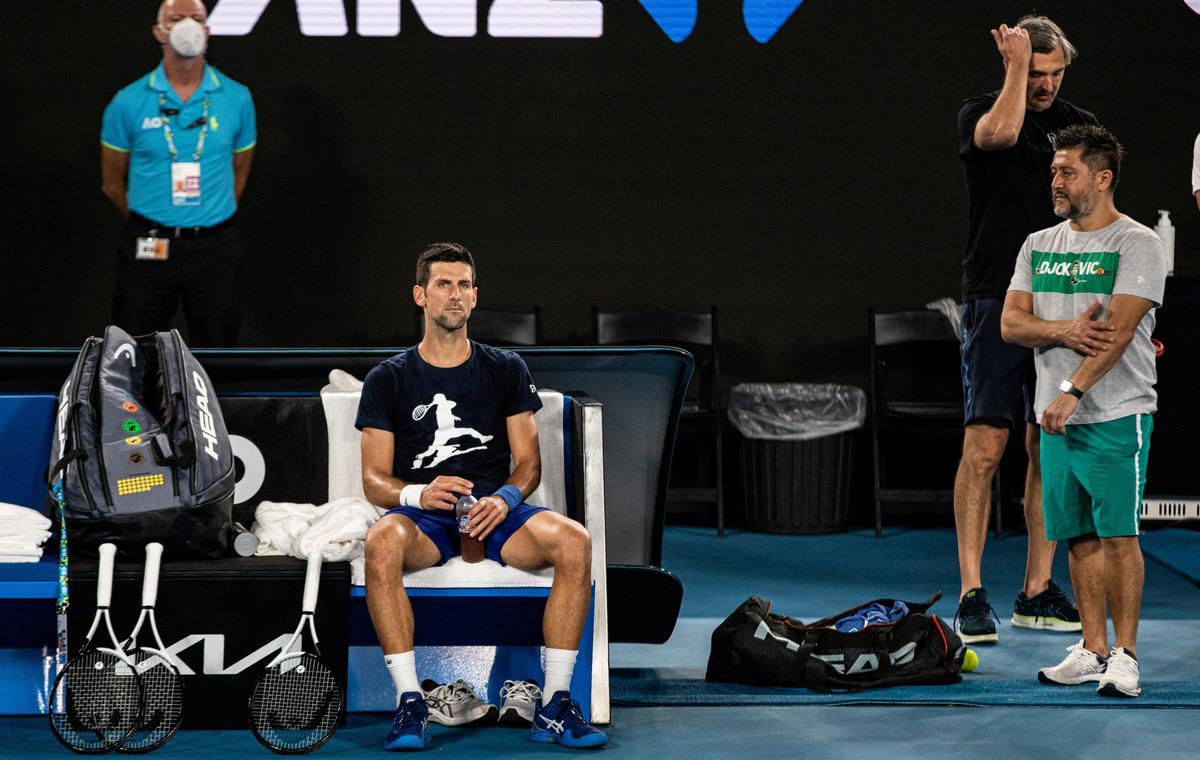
[529,690,608,749]
[385,692,430,751]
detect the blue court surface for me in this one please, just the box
[3,525,1197,758]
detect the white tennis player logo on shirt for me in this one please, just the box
[411,393,493,469]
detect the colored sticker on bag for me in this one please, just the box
[117,473,165,496]
[123,419,141,434]
[122,401,139,413]
[128,452,145,465]
[125,436,142,445]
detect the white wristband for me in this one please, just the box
[399,484,426,508]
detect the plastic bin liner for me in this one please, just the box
[728,383,865,441]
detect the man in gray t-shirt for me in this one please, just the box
[1002,125,1166,699]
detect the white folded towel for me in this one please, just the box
[252,496,385,585]
[0,553,41,563]
[0,502,53,530]
[0,533,51,552]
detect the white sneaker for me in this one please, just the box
[1037,640,1107,685]
[1098,647,1141,698]
[498,679,542,726]
[422,679,498,726]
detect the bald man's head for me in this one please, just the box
[157,0,207,27]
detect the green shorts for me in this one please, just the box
[1040,413,1153,540]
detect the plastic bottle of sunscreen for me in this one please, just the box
[1155,209,1175,275]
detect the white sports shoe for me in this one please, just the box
[498,679,542,726]
[1037,640,1107,685]
[422,679,498,726]
[1098,647,1141,698]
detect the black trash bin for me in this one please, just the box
[729,384,865,535]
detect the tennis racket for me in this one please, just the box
[118,542,183,753]
[49,542,145,753]
[248,552,344,754]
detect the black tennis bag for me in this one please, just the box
[706,593,966,691]
[47,326,235,558]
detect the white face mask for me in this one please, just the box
[163,17,206,58]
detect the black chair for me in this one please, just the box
[593,306,724,535]
[414,307,542,346]
[869,307,1001,538]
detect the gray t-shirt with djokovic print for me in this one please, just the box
[1008,214,1166,425]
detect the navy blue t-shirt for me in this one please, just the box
[354,342,543,495]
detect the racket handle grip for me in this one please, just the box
[303,551,323,614]
[143,542,164,607]
[97,543,117,608]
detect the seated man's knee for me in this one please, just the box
[551,518,592,568]
[365,517,411,566]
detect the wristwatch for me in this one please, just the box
[1059,380,1084,399]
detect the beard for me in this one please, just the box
[1053,193,1095,220]
[431,311,468,332]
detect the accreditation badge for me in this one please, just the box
[171,161,202,206]
[135,237,169,261]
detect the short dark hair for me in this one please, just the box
[1017,15,1077,64]
[1052,124,1125,189]
[415,242,475,287]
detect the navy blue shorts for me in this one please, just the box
[959,298,1036,428]
[384,499,549,566]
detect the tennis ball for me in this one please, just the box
[961,648,979,672]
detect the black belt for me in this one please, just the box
[129,212,237,239]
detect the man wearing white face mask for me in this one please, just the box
[101,0,256,347]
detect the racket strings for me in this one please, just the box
[251,654,342,751]
[50,650,143,751]
[121,653,183,750]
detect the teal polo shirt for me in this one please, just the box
[101,63,256,228]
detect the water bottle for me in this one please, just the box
[1155,209,1175,276]
[232,522,260,557]
[455,494,485,563]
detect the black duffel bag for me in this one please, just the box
[706,593,966,691]
[47,326,235,558]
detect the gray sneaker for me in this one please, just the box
[1098,647,1141,698]
[1037,640,1107,685]
[422,679,498,726]
[498,679,542,726]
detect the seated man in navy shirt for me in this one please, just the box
[356,242,606,751]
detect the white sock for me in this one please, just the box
[384,651,422,703]
[542,648,578,705]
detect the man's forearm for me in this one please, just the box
[234,169,250,202]
[233,149,253,203]
[102,181,129,216]
[504,459,541,500]
[975,64,1028,149]
[363,471,406,509]
[1067,332,1134,392]
[1001,308,1068,348]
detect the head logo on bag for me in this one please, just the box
[193,371,220,461]
[48,326,235,558]
[114,342,137,366]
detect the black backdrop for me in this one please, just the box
[3,1,1199,392]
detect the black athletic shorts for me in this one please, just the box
[959,298,1036,428]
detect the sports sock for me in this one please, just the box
[384,651,422,703]
[542,648,578,706]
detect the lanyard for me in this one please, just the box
[52,480,69,615]
[159,92,210,162]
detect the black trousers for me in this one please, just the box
[114,216,245,347]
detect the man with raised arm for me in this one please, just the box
[953,15,1097,644]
